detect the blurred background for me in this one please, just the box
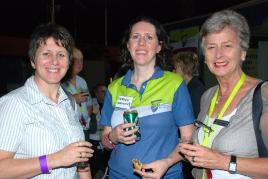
[0,0,268,95]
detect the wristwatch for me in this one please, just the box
[228,155,237,174]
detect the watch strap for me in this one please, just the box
[228,155,237,174]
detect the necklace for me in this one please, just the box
[216,96,220,104]
[215,94,224,104]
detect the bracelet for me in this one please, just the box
[39,155,50,174]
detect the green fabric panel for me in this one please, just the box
[108,71,183,107]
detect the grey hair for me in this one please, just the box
[200,10,250,51]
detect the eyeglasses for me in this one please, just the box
[129,33,157,44]
[194,121,214,135]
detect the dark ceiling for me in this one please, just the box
[0,0,253,47]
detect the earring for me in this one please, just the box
[30,61,36,69]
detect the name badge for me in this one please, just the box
[115,96,133,109]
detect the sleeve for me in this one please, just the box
[0,96,25,152]
[260,82,268,148]
[100,90,114,126]
[172,81,195,126]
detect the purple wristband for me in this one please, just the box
[39,155,50,174]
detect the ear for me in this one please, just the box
[127,42,130,51]
[157,41,162,53]
[31,61,36,69]
[241,50,247,61]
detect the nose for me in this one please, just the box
[215,47,223,59]
[138,36,146,45]
[51,55,59,65]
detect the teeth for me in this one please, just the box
[47,68,59,72]
[215,61,227,66]
[136,50,146,54]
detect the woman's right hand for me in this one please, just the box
[48,140,94,168]
[73,93,89,104]
[110,123,139,145]
[134,159,170,179]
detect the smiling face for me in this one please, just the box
[31,37,69,87]
[72,48,83,76]
[203,26,246,78]
[127,21,161,68]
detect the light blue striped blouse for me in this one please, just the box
[0,76,84,179]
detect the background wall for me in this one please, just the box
[258,41,268,80]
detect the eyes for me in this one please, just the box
[40,51,68,59]
[129,33,157,43]
[205,43,234,50]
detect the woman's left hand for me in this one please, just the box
[178,143,229,170]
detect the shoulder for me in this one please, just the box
[0,87,28,113]
[259,80,268,102]
[76,75,87,84]
[163,71,183,82]
[200,86,217,103]
[108,77,124,90]
[159,71,184,90]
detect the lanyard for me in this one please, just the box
[201,72,246,179]
[202,72,246,147]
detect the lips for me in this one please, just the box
[135,50,147,55]
[46,67,59,73]
[214,61,228,67]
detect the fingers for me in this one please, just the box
[139,171,157,179]
[78,151,93,159]
[74,93,88,103]
[75,141,94,159]
[75,141,92,148]
[178,143,200,156]
[192,156,195,162]
[180,144,222,169]
[113,124,139,144]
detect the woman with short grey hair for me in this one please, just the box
[200,10,250,51]
[136,9,268,179]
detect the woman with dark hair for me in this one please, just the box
[120,16,171,70]
[0,23,93,179]
[100,16,195,178]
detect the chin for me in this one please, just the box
[45,75,65,84]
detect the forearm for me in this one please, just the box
[164,124,194,166]
[237,157,268,178]
[0,158,42,179]
[164,124,193,168]
[164,144,183,168]
[179,124,194,143]
[0,152,64,179]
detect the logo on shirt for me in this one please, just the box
[151,99,162,112]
